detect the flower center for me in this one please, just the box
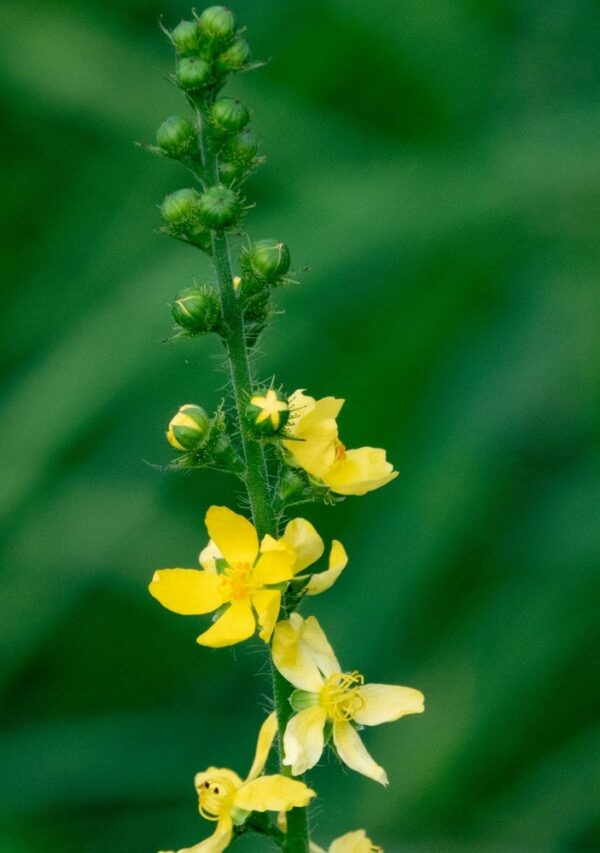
[334,440,347,462]
[319,671,365,722]
[222,562,254,601]
[198,776,237,821]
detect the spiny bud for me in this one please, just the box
[170,20,201,56]
[167,404,210,451]
[244,240,290,281]
[211,97,250,133]
[176,56,212,92]
[216,37,250,73]
[160,188,202,233]
[171,286,220,333]
[198,6,236,42]
[198,185,240,230]
[245,389,290,436]
[219,160,245,187]
[224,129,258,166]
[156,116,196,157]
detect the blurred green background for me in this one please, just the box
[1,0,599,851]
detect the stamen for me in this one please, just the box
[198,777,236,821]
[319,671,365,722]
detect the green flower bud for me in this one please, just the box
[198,6,236,42]
[156,116,196,157]
[216,37,250,73]
[176,56,212,92]
[224,129,258,166]
[244,240,290,281]
[198,185,240,229]
[160,188,202,233]
[170,20,201,56]
[171,286,220,333]
[211,97,250,133]
[245,389,290,435]
[167,404,210,451]
[219,160,245,187]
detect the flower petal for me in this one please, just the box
[149,569,227,615]
[283,518,325,573]
[251,589,282,643]
[284,419,339,478]
[353,684,425,725]
[272,615,326,692]
[301,615,341,678]
[323,447,398,496]
[199,540,223,573]
[205,506,259,567]
[305,540,348,596]
[196,601,256,648]
[194,767,243,792]
[169,817,234,853]
[245,712,278,782]
[333,720,388,785]
[253,550,295,585]
[234,774,315,813]
[283,706,327,775]
[329,830,375,853]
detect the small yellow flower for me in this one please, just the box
[246,389,290,433]
[283,390,398,496]
[310,830,382,853]
[149,507,345,647]
[158,713,315,853]
[272,614,424,784]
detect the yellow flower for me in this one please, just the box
[283,390,398,496]
[158,712,315,853]
[149,507,346,647]
[310,830,382,853]
[272,614,424,784]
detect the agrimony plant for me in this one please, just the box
[144,7,425,852]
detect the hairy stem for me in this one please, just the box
[198,108,310,853]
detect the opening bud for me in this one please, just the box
[171,286,220,333]
[223,129,258,166]
[243,240,290,281]
[160,188,202,233]
[198,6,236,42]
[167,404,210,451]
[216,37,250,73]
[156,116,196,157]
[170,20,201,56]
[211,97,250,133]
[176,56,212,92]
[245,389,290,436]
[198,185,240,230]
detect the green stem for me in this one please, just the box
[197,106,310,853]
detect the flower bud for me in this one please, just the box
[244,240,290,281]
[216,37,250,73]
[171,286,220,333]
[211,97,250,133]
[198,6,236,42]
[160,188,202,233]
[198,185,240,229]
[223,129,258,166]
[170,20,201,56]
[245,389,290,435]
[176,56,212,92]
[167,404,210,451]
[219,160,245,187]
[156,116,196,157]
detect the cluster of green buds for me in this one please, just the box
[166,403,242,473]
[237,239,292,344]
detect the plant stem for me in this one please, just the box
[198,108,309,853]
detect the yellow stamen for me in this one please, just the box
[221,562,255,601]
[198,776,237,821]
[319,671,365,722]
[334,440,347,461]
